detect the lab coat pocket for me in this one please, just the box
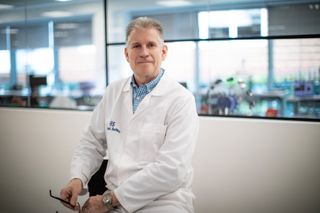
[139,123,167,162]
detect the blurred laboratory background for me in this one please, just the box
[0,0,319,120]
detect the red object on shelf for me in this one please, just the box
[265,108,278,117]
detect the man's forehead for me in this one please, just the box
[128,37,161,45]
[128,28,161,42]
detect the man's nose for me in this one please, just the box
[139,46,149,57]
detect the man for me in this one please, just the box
[60,16,199,213]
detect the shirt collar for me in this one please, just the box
[130,68,164,92]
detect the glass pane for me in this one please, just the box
[107,0,320,120]
[0,50,11,91]
[108,1,320,42]
[108,45,131,83]
[273,39,320,82]
[0,0,106,110]
[198,40,268,116]
[268,3,320,36]
[162,42,196,90]
[273,38,320,118]
[199,40,268,85]
[0,50,10,75]
[199,9,266,39]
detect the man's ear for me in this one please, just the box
[124,47,129,62]
[162,44,168,60]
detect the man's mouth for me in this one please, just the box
[137,61,152,64]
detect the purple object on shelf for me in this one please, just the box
[294,81,313,97]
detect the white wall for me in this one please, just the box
[0,107,319,213]
[0,108,90,213]
[193,117,320,213]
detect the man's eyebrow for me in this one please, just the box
[129,40,140,44]
[129,41,140,45]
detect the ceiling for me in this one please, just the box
[0,0,91,8]
[0,0,318,10]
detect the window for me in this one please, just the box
[198,9,267,38]
[107,0,320,120]
[0,0,105,110]
[1,0,319,120]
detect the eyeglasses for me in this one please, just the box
[49,189,81,213]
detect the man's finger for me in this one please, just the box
[69,193,79,207]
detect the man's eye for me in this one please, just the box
[132,45,140,48]
[148,43,156,47]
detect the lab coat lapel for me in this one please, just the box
[132,94,151,119]
[124,91,133,119]
[122,78,134,122]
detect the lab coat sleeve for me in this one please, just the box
[114,93,199,212]
[70,94,108,187]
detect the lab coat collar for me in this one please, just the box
[123,78,131,92]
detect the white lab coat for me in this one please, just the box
[70,71,199,213]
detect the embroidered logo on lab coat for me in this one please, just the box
[107,121,120,133]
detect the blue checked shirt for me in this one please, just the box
[130,69,164,113]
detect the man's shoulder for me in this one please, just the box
[105,77,130,93]
[163,76,194,98]
[108,77,130,88]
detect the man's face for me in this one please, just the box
[125,27,168,85]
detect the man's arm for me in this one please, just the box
[59,94,108,210]
[70,95,108,187]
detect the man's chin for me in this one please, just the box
[134,69,158,81]
[137,67,153,74]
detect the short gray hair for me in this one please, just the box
[126,17,164,44]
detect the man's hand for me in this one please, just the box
[82,195,111,213]
[60,178,83,210]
